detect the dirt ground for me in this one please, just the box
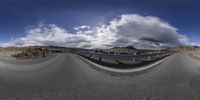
[0,49,22,58]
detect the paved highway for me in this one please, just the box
[0,53,200,100]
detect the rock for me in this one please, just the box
[12,46,52,60]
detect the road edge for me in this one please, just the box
[77,54,171,73]
[188,53,200,61]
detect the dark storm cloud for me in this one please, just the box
[139,37,163,43]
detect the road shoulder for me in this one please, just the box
[76,54,171,75]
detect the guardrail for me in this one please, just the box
[74,51,173,68]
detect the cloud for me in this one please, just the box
[190,42,200,46]
[73,25,94,35]
[2,14,188,49]
[4,24,94,48]
[102,14,188,49]
[73,25,91,30]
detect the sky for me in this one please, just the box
[0,0,200,49]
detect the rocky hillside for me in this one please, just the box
[166,45,200,52]
[11,46,52,59]
[104,46,138,53]
[0,47,22,58]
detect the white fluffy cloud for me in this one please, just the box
[4,24,94,48]
[103,14,188,49]
[2,14,188,49]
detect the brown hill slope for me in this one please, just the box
[104,46,138,53]
[166,45,200,52]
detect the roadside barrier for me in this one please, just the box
[75,51,173,67]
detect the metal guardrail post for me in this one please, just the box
[157,54,160,58]
[148,56,151,59]
[99,56,102,62]
[132,57,135,62]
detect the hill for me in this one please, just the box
[104,46,138,53]
[166,45,200,52]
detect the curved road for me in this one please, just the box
[0,53,200,100]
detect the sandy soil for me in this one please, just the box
[0,50,22,58]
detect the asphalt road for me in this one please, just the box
[0,53,200,100]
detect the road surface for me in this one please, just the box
[0,53,200,100]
